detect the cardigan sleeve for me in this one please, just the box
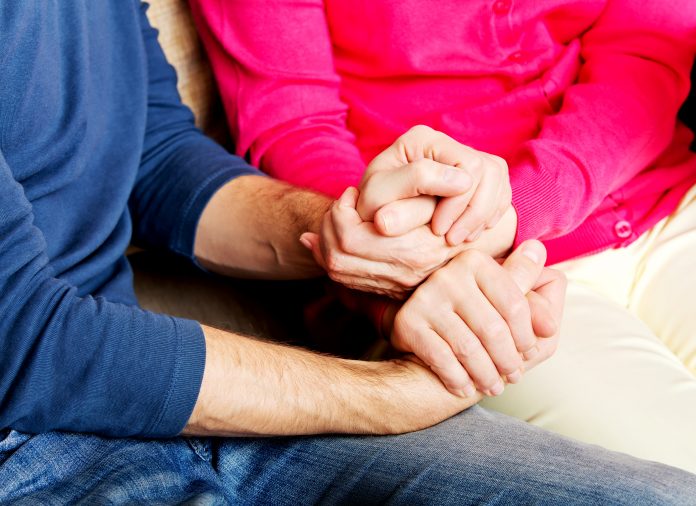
[189,0,365,198]
[509,0,696,245]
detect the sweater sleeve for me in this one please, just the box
[130,2,262,258]
[188,0,365,198]
[0,146,206,438]
[0,4,262,439]
[510,0,696,245]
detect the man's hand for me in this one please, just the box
[386,241,567,397]
[357,125,513,245]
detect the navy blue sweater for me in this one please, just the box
[0,1,259,437]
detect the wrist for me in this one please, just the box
[303,192,332,235]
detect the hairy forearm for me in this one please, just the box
[183,325,481,437]
[194,175,332,279]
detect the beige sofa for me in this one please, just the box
[146,0,227,143]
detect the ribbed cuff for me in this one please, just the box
[145,317,207,437]
[510,159,562,248]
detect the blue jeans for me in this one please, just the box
[2,406,695,505]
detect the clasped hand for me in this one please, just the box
[300,125,517,299]
[300,126,566,397]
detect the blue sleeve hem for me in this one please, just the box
[145,317,207,437]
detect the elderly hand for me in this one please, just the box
[386,240,566,397]
[300,187,464,299]
[299,126,517,298]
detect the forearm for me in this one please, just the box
[184,325,481,437]
[194,175,331,279]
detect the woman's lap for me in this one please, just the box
[2,406,696,505]
[480,282,696,473]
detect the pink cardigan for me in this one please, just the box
[190,0,696,264]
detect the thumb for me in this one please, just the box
[357,159,472,220]
[299,232,328,271]
[501,240,547,294]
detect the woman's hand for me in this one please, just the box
[386,241,566,397]
[357,125,513,246]
[298,125,518,299]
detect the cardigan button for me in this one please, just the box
[493,0,512,14]
[614,220,633,239]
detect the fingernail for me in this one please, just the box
[506,369,522,384]
[299,236,312,250]
[379,212,393,234]
[523,346,539,361]
[449,226,469,245]
[444,168,471,188]
[489,380,505,396]
[340,186,358,205]
[521,242,544,264]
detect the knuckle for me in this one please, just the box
[452,334,478,361]
[324,250,343,274]
[506,294,530,320]
[466,154,484,175]
[427,347,454,369]
[337,229,356,254]
[400,273,423,290]
[482,320,510,344]
[456,248,484,267]
[406,124,434,138]
[489,154,509,173]
[408,289,433,312]
[428,267,456,289]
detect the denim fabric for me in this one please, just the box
[2,406,695,505]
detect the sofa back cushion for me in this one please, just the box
[145,0,230,145]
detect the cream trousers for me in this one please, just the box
[481,184,696,473]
